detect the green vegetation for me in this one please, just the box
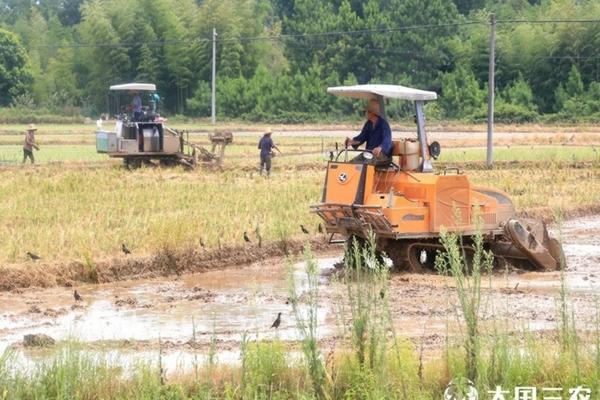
[0,164,322,263]
[0,0,598,122]
[0,137,598,263]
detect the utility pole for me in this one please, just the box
[211,28,217,125]
[486,13,496,168]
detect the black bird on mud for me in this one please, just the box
[73,290,83,302]
[300,225,309,234]
[317,223,323,234]
[271,312,282,329]
[26,252,41,261]
[243,231,251,243]
[121,243,131,255]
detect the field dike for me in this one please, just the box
[2,204,599,291]
[0,239,333,291]
[519,204,600,223]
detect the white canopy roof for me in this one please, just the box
[109,83,156,91]
[327,84,437,101]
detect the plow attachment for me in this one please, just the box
[311,203,564,271]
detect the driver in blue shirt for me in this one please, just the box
[345,98,392,163]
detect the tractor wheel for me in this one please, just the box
[383,241,412,271]
[123,157,142,170]
[159,157,180,167]
[344,235,386,269]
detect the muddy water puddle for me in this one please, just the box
[1,216,599,374]
[0,257,338,373]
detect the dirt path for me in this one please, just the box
[1,215,599,373]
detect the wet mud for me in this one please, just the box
[0,238,333,291]
[1,216,599,375]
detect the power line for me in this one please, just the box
[219,21,484,42]
[497,19,600,24]
[0,20,484,50]
[0,18,596,50]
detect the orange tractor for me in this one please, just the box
[311,84,563,271]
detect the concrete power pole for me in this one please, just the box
[211,28,217,125]
[486,13,496,168]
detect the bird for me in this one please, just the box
[73,290,82,302]
[243,231,251,243]
[26,251,41,261]
[379,288,385,299]
[199,238,205,248]
[329,151,334,161]
[419,250,427,264]
[271,312,282,329]
[121,243,131,255]
[317,223,323,233]
[300,225,309,234]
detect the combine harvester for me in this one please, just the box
[311,84,564,271]
[95,83,232,169]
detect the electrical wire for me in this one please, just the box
[1,18,598,50]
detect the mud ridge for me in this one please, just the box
[518,205,600,224]
[0,239,335,292]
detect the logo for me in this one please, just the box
[338,172,348,183]
[444,378,478,400]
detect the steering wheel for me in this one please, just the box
[335,148,373,162]
[334,149,401,172]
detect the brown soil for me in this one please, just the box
[0,215,597,373]
[0,238,335,291]
[2,202,599,291]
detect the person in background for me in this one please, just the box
[345,98,392,164]
[131,91,142,121]
[23,124,40,164]
[258,128,282,177]
[151,92,160,113]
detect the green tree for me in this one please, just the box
[452,0,486,15]
[0,28,33,106]
[45,41,80,109]
[554,65,584,112]
[78,0,131,111]
[136,44,160,82]
[0,0,35,24]
[494,75,539,123]
[502,74,537,111]
[57,0,84,26]
[15,8,51,105]
[438,65,486,119]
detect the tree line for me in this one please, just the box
[0,0,598,122]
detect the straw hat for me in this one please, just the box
[27,124,37,131]
[264,128,273,135]
[365,99,382,116]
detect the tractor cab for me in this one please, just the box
[311,84,563,271]
[108,82,161,123]
[327,84,440,172]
